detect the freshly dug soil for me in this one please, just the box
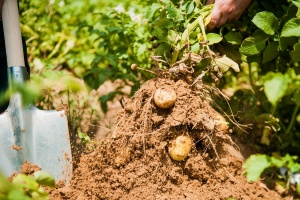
[51,78,283,200]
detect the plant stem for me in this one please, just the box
[271,104,277,116]
[249,63,256,93]
[285,104,300,137]
[170,6,212,64]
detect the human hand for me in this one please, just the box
[207,0,253,30]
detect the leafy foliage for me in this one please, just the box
[234,0,300,152]
[243,154,300,194]
[0,171,54,200]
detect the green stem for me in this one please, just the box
[249,63,255,93]
[170,6,212,64]
[171,49,180,64]
[271,104,277,116]
[285,104,300,137]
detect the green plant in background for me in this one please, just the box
[77,128,91,145]
[0,171,55,200]
[243,154,300,195]
[77,128,97,152]
[230,0,300,152]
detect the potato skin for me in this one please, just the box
[154,88,177,109]
[168,135,192,161]
[131,63,138,70]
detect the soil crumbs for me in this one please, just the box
[51,78,284,200]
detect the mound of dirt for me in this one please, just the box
[51,78,282,199]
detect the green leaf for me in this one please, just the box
[294,90,300,107]
[243,154,271,182]
[290,163,300,173]
[0,173,12,194]
[263,73,291,106]
[239,31,268,55]
[252,11,279,35]
[107,55,118,67]
[12,174,39,191]
[7,190,31,200]
[186,1,195,14]
[137,43,149,56]
[167,6,178,19]
[34,171,55,188]
[279,36,297,51]
[224,31,243,45]
[297,183,300,196]
[167,30,178,44]
[152,28,167,40]
[214,55,240,72]
[262,42,279,63]
[281,4,298,26]
[100,91,119,113]
[281,18,300,37]
[292,1,300,8]
[146,3,161,20]
[290,43,300,62]
[84,68,107,90]
[206,33,222,45]
[270,156,285,168]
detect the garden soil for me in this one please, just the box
[50,78,287,200]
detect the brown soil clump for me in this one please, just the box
[51,78,282,199]
[20,161,41,175]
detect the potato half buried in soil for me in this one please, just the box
[168,135,193,161]
[154,88,177,109]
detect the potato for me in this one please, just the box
[154,88,177,109]
[131,63,138,70]
[211,112,229,132]
[168,135,193,161]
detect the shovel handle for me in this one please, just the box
[2,0,25,68]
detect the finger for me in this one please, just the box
[207,6,221,30]
[216,14,227,28]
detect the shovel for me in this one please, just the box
[0,0,72,182]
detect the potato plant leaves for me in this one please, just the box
[263,73,291,106]
[252,11,279,35]
[239,31,268,55]
[294,90,300,107]
[281,18,300,37]
[289,43,300,62]
[206,33,222,45]
[214,56,240,73]
[224,31,243,45]
[262,42,279,63]
[34,171,55,188]
[243,154,271,182]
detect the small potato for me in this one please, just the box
[131,63,138,70]
[154,88,177,109]
[168,135,193,161]
[211,112,229,132]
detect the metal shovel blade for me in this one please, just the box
[0,101,72,182]
[0,0,72,182]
